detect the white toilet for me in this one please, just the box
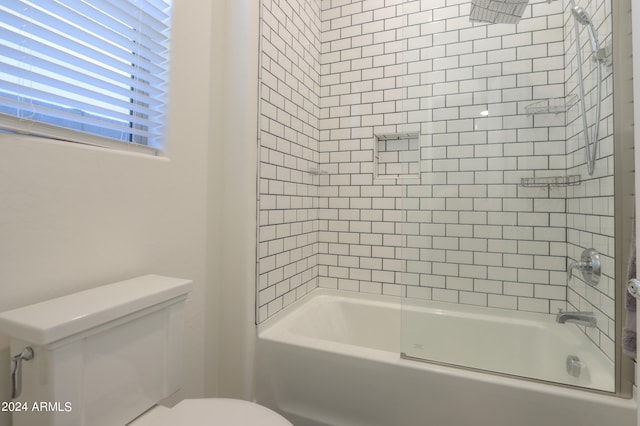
[0,275,292,426]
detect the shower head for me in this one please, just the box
[571,6,592,26]
[571,5,599,54]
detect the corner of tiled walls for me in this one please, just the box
[257,0,323,323]
[564,0,615,360]
[257,0,617,362]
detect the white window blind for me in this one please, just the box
[0,0,172,153]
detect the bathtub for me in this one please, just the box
[256,289,636,426]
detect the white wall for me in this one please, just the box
[0,2,216,424]
[209,0,261,399]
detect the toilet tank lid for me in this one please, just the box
[0,275,193,346]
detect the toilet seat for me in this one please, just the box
[130,399,292,426]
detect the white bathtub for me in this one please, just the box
[256,289,636,426]
[401,297,614,390]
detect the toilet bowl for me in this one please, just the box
[0,275,291,426]
[131,399,292,426]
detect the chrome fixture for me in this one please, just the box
[570,2,604,176]
[469,0,526,24]
[571,6,598,50]
[567,248,601,286]
[556,310,597,327]
[11,346,34,399]
[571,6,611,64]
[628,279,640,299]
[566,355,584,378]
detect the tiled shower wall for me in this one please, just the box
[257,0,617,360]
[565,0,615,359]
[317,0,572,307]
[257,0,322,322]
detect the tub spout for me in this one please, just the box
[556,310,597,328]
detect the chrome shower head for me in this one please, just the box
[571,5,599,54]
[571,6,592,26]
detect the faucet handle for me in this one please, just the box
[11,346,34,399]
[567,248,600,286]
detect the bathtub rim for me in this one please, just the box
[257,287,634,401]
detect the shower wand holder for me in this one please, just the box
[567,248,601,286]
[594,44,613,68]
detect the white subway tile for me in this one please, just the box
[258,0,617,345]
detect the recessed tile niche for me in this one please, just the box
[374,132,420,180]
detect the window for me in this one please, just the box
[0,0,172,153]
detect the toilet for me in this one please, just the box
[0,275,292,426]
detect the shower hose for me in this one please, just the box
[572,14,602,176]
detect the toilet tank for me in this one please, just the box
[0,275,193,426]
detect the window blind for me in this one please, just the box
[0,0,172,153]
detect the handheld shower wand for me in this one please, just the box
[571,6,600,54]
